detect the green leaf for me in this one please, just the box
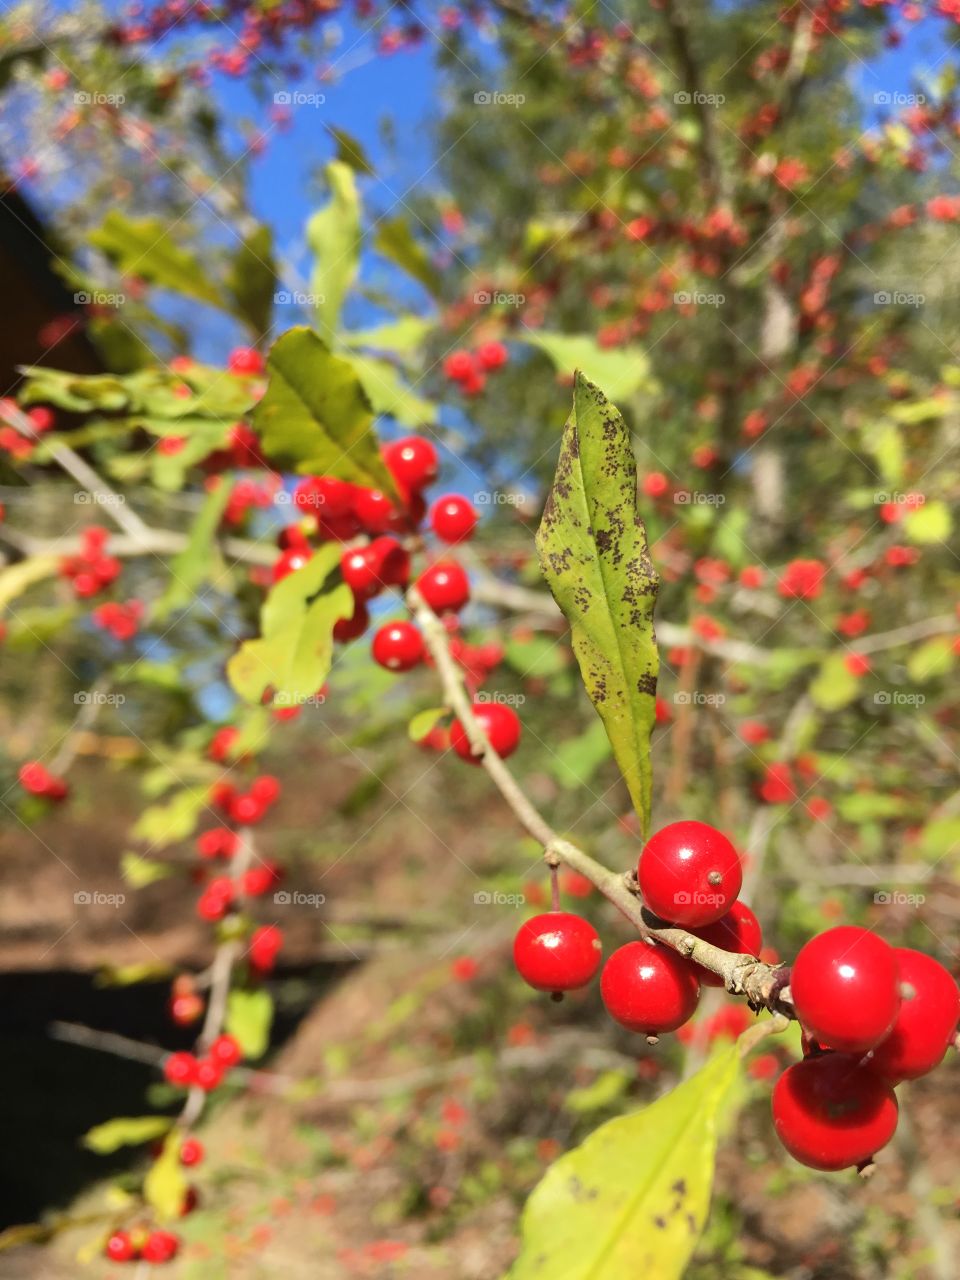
[904,499,952,545]
[865,423,903,486]
[351,354,438,427]
[83,1115,172,1155]
[143,1133,188,1222]
[18,367,131,413]
[227,543,352,705]
[132,787,211,846]
[306,160,362,344]
[508,1046,740,1280]
[226,225,276,338]
[373,216,442,297]
[917,818,960,861]
[326,125,375,175]
[154,478,232,617]
[522,333,653,402]
[563,1070,631,1114]
[0,555,59,610]
[504,633,568,678]
[226,988,274,1060]
[550,719,613,789]
[89,212,224,310]
[345,317,433,355]
[408,707,446,742]
[907,635,955,682]
[836,792,909,823]
[536,373,660,836]
[120,852,175,888]
[809,653,860,712]
[253,327,397,493]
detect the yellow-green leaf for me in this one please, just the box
[120,852,174,888]
[507,1046,740,1280]
[226,225,276,338]
[904,499,952,545]
[83,1116,172,1155]
[306,160,362,344]
[374,215,442,297]
[535,373,660,836]
[132,787,210,846]
[522,332,653,401]
[226,988,273,1059]
[153,477,232,617]
[907,635,955,682]
[408,707,446,742]
[89,212,224,310]
[809,652,860,711]
[143,1133,188,1222]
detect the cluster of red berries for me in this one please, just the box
[92,598,144,641]
[59,526,121,599]
[163,1031,243,1092]
[513,822,960,1172]
[442,340,509,396]
[0,400,55,459]
[18,759,69,801]
[105,1227,179,1264]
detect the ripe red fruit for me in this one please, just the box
[867,948,960,1082]
[430,495,478,544]
[334,598,369,642]
[169,992,204,1026]
[416,559,470,613]
[443,349,475,381]
[194,1057,224,1091]
[642,471,669,498]
[513,911,602,992]
[250,774,281,805]
[249,924,283,972]
[476,340,508,371]
[791,926,900,1052]
[772,1054,899,1171]
[229,792,266,825]
[196,827,239,861]
[294,475,356,519]
[353,486,399,533]
[227,346,264,375]
[105,1231,137,1262]
[384,436,438,493]
[451,700,521,762]
[600,940,700,1035]
[242,861,281,896]
[340,546,381,598]
[368,535,410,588]
[272,548,312,583]
[637,821,742,927]
[689,901,763,988]
[163,1051,197,1087]
[141,1230,180,1263]
[372,621,424,671]
[210,1033,243,1068]
[179,1137,204,1167]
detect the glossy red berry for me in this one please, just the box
[372,621,424,671]
[384,436,438,493]
[353,486,399,533]
[368,535,410,588]
[227,346,265,375]
[443,349,475,381]
[772,1054,899,1171]
[451,700,521,762]
[791,926,900,1052]
[867,948,960,1082]
[476,340,508,371]
[340,546,382,598]
[689,901,763,988]
[416,559,470,613]
[210,1033,243,1068]
[513,912,602,992]
[272,548,311,582]
[179,1137,204,1167]
[249,924,283,971]
[141,1230,180,1263]
[637,820,742,927]
[430,494,478,544]
[163,1051,197,1087]
[334,598,369,642]
[105,1231,137,1262]
[294,475,355,519]
[194,1057,224,1091]
[601,940,700,1035]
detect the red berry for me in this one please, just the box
[475,340,508,371]
[241,861,281,896]
[210,1033,243,1068]
[141,1230,180,1263]
[637,821,742,927]
[867,948,960,1081]
[372,621,424,671]
[353,486,399,533]
[230,792,266,825]
[105,1231,137,1262]
[179,1137,204,1167]
[196,827,239,861]
[334,598,369,642]
[207,726,240,763]
[250,774,281,805]
[600,940,700,1035]
[249,924,283,971]
[163,1051,197,1087]
[513,911,602,992]
[443,349,475,381]
[791,926,900,1052]
[430,494,478,544]
[368,535,410,588]
[340,546,382,599]
[272,548,312,582]
[169,992,204,1026]
[384,436,438,493]
[689,901,763,988]
[294,475,356,519]
[772,1054,898,1171]
[416,559,470,613]
[227,346,264,375]
[194,1057,224,1091]
[642,471,669,498]
[451,700,521,762]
